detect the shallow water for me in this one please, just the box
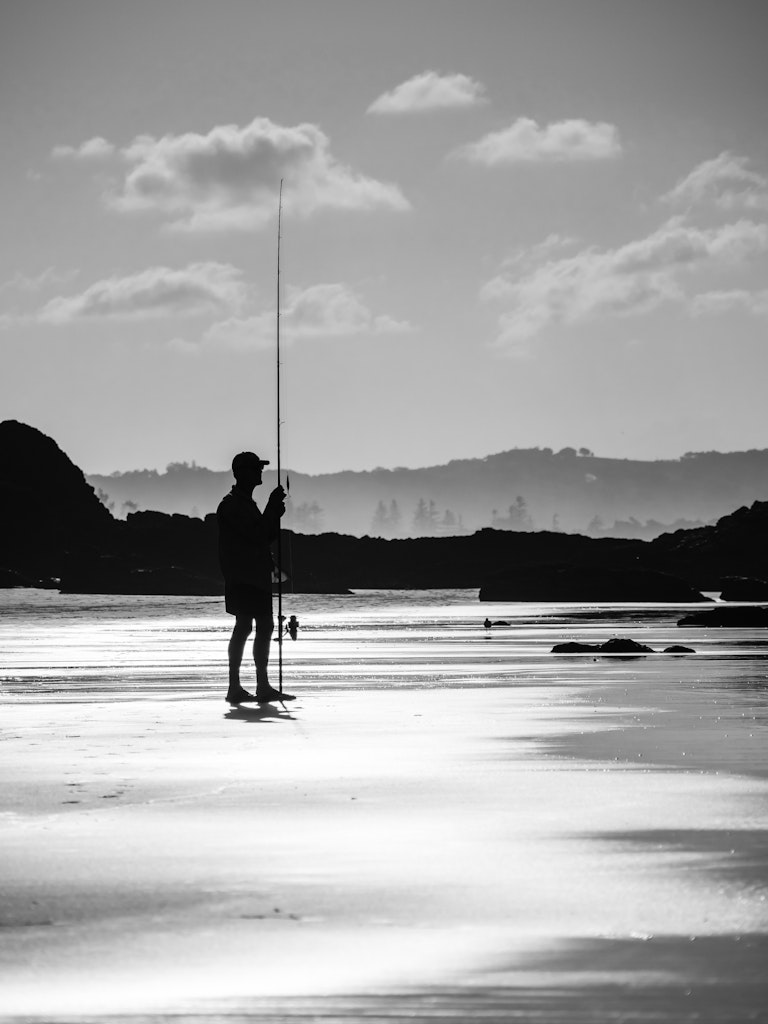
[3,590,768,780]
[3,588,768,695]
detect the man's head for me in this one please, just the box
[232,451,270,487]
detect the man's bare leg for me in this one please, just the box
[226,616,257,703]
[254,611,296,701]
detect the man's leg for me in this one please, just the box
[226,616,256,702]
[253,610,274,689]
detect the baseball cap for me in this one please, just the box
[232,451,270,477]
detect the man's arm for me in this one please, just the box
[262,485,286,539]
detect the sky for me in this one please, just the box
[2,0,768,474]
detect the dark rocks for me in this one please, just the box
[551,641,601,653]
[480,565,708,602]
[0,567,35,588]
[599,638,655,654]
[4,420,768,598]
[678,606,768,627]
[60,563,225,596]
[718,576,768,601]
[0,420,116,579]
[650,501,768,586]
[552,638,694,655]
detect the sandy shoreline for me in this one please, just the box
[1,595,767,1021]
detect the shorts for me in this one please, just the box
[224,583,273,618]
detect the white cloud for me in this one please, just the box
[664,151,768,211]
[1,267,79,292]
[691,288,768,316]
[482,235,578,299]
[203,282,413,350]
[52,136,116,159]
[38,262,246,323]
[455,117,622,165]
[71,116,410,231]
[483,217,768,346]
[367,71,487,114]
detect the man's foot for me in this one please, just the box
[226,685,258,704]
[255,685,296,703]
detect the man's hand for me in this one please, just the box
[265,484,287,517]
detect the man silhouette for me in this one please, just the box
[217,451,295,704]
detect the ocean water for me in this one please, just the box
[2,587,767,707]
[4,588,768,780]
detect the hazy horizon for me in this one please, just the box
[2,1,767,475]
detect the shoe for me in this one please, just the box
[256,686,296,703]
[226,686,258,704]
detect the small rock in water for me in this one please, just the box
[552,637,656,655]
[599,638,654,655]
[663,645,696,654]
[551,641,600,653]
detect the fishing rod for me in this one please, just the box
[276,179,285,694]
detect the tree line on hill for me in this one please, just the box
[86,444,768,540]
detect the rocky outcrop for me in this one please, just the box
[4,421,768,597]
[59,561,224,596]
[718,576,768,601]
[479,565,708,602]
[678,606,768,627]
[650,501,768,588]
[0,567,36,588]
[0,420,115,579]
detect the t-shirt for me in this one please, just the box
[216,486,280,590]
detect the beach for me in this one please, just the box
[1,590,767,1022]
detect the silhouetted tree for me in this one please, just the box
[491,495,533,531]
[413,498,439,534]
[370,499,404,536]
[389,499,402,535]
[372,500,389,533]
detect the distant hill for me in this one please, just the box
[4,420,768,597]
[88,446,768,539]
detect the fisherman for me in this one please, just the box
[217,451,295,704]
[285,614,299,641]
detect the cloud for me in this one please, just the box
[481,234,578,299]
[455,117,622,165]
[1,267,79,293]
[691,288,768,316]
[663,151,768,211]
[37,263,246,324]
[483,217,768,346]
[204,282,413,350]
[52,136,116,159]
[367,71,487,114]
[69,116,410,231]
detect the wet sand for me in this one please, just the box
[1,592,767,1021]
